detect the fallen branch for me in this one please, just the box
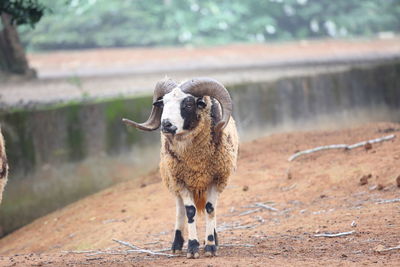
[102,216,131,224]
[314,230,355,238]
[217,221,260,231]
[112,239,176,257]
[154,248,171,252]
[255,202,279,212]
[239,208,261,216]
[375,245,400,252]
[219,244,255,248]
[86,251,129,256]
[376,198,400,204]
[218,224,258,231]
[288,134,395,161]
[63,250,99,254]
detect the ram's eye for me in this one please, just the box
[196,98,206,109]
[153,100,164,108]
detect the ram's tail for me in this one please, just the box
[193,190,207,214]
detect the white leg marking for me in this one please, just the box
[205,184,218,246]
[180,188,200,258]
[175,195,185,232]
[180,188,198,241]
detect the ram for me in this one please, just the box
[0,128,8,204]
[123,77,238,259]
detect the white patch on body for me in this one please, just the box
[161,87,190,135]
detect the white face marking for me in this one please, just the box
[161,87,190,135]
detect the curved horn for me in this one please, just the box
[180,77,232,134]
[122,78,178,131]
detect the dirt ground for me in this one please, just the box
[0,122,399,266]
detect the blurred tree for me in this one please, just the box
[0,0,46,78]
[19,0,400,51]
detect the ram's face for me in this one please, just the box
[158,87,206,136]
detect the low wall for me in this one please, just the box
[0,61,399,236]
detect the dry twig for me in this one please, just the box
[375,245,400,252]
[220,244,255,248]
[314,230,355,238]
[217,221,260,231]
[255,202,279,212]
[376,198,400,204]
[288,134,395,161]
[239,208,261,216]
[112,239,176,257]
[63,250,98,254]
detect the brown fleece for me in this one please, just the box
[159,96,239,211]
[0,128,9,204]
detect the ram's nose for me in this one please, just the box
[161,119,177,134]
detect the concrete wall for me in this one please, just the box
[0,61,399,236]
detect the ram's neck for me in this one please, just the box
[165,112,214,158]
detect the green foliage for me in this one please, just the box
[0,0,48,27]
[17,0,400,51]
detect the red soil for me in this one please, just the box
[1,122,399,266]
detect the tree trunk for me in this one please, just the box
[0,13,35,78]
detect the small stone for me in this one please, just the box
[396,175,400,188]
[364,143,372,151]
[242,185,249,191]
[286,168,292,180]
[121,209,126,213]
[359,175,369,185]
[140,183,147,188]
[351,221,357,227]
[377,184,384,190]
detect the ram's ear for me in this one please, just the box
[196,97,206,109]
[153,99,164,108]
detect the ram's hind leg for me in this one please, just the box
[204,184,218,257]
[180,188,200,259]
[171,195,185,253]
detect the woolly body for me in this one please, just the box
[160,95,238,210]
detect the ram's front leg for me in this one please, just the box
[180,188,200,259]
[205,184,218,257]
[171,195,185,253]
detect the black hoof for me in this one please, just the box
[171,230,184,253]
[187,239,200,259]
[204,244,217,257]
